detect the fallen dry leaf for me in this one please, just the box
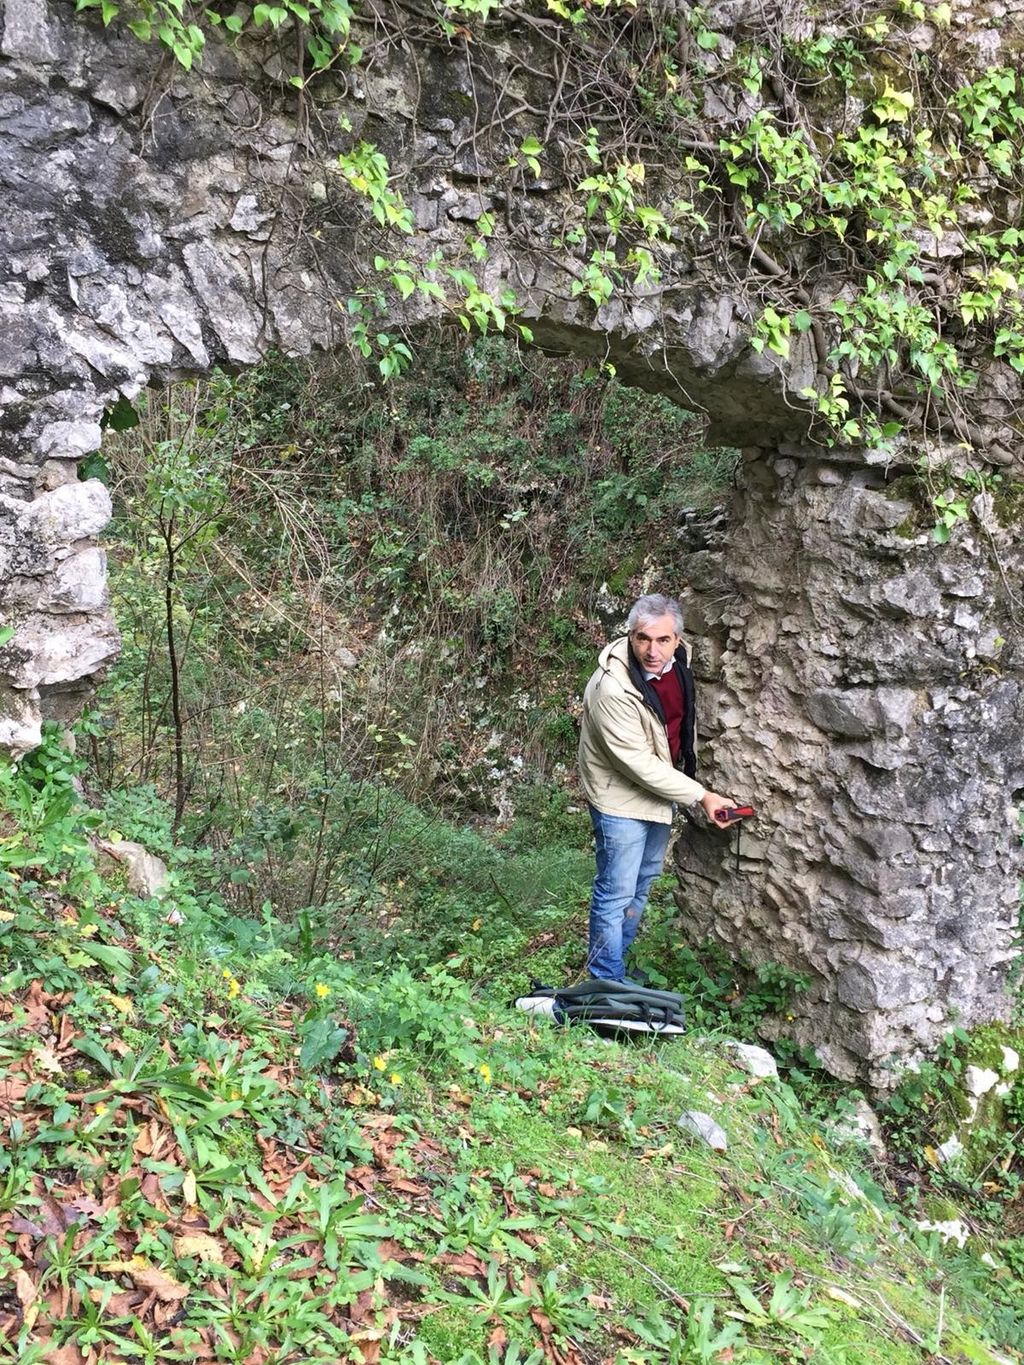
[13,1188,66,1239]
[87,1287,141,1316]
[173,1233,225,1264]
[133,1121,160,1157]
[0,1073,31,1106]
[346,1166,376,1194]
[438,1250,488,1278]
[66,1194,106,1222]
[374,1239,423,1264]
[18,981,51,1028]
[12,1267,36,1309]
[387,1178,425,1197]
[38,1343,85,1365]
[34,1045,63,1075]
[57,1013,78,1051]
[102,1258,189,1303]
[361,1113,399,1131]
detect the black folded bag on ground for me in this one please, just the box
[515,978,686,1035]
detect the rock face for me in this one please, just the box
[675,456,1024,1086]
[1,2,1022,1082]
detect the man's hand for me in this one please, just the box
[700,791,742,826]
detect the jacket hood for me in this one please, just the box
[597,635,635,679]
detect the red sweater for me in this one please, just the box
[649,666,685,764]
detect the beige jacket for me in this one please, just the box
[578,636,706,824]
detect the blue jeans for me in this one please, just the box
[586,806,673,981]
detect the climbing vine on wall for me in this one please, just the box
[75,0,360,72]
[75,0,1024,459]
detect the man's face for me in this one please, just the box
[630,613,681,675]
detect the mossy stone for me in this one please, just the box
[966,1023,1024,1076]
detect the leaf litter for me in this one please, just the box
[0,974,608,1364]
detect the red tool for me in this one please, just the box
[714,805,756,823]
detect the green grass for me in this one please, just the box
[3,744,1024,1364]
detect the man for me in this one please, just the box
[578,593,741,983]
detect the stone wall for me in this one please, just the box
[1,0,1022,1082]
[676,456,1024,1084]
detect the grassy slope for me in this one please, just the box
[2,783,1021,1365]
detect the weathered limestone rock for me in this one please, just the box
[965,1065,1000,1099]
[829,1099,887,1161]
[675,457,1024,1086]
[95,838,171,899]
[723,1041,779,1081]
[677,1111,729,1151]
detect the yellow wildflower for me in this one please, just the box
[222,968,233,979]
[390,1073,403,1086]
[314,982,331,999]
[471,918,483,931]
[372,1055,387,1071]
[226,977,241,999]
[479,1063,492,1083]
[94,1102,108,1117]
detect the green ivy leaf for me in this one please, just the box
[102,396,140,433]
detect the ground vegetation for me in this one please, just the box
[4,723,1024,1363]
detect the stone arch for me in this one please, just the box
[1,0,1022,1083]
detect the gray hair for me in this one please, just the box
[627,593,685,636]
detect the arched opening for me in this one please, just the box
[84,334,737,955]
